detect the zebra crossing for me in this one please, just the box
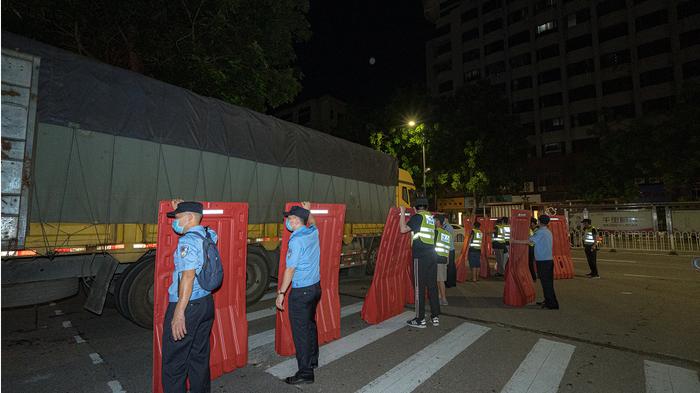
[248,294,700,393]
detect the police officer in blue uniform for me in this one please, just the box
[275,202,321,385]
[162,200,217,393]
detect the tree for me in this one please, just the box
[370,122,432,191]
[4,0,310,111]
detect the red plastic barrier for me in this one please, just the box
[456,218,473,283]
[478,217,496,278]
[362,208,415,324]
[548,215,574,279]
[275,203,346,356]
[502,210,536,307]
[153,201,249,393]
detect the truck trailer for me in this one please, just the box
[1,33,415,328]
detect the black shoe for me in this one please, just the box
[285,374,314,385]
[543,305,559,310]
[406,318,427,328]
[536,301,544,306]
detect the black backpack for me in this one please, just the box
[186,228,224,291]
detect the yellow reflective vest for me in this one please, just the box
[435,228,451,257]
[469,229,482,250]
[412,211,436,246]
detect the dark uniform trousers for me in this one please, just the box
[414,254,440,320]
[289,282,321,378]
[528,246,537,281]
[584,245,598,276]
[536,260,559,309]
[162,294,214,393]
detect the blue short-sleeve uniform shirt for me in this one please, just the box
[168,225,217,302]
[286,225,321,288]
[529,226,553,261]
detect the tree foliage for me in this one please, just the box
[4,0,310,111]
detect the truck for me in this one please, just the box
[0,33,416,328]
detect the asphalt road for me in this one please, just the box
[2,249,699,393]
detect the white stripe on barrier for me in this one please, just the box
[266,311,413,378]
[500,339,575,393]
[644,360,700,393]
[357,322,489,393]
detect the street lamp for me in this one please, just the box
[407,119,427,195]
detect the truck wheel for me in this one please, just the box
[113,262,139,318]
[246,251,269,306]
[127,257,155,329]
[116,260,148,322]
[365,245,379,276]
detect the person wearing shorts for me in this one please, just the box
[434,215,451,306]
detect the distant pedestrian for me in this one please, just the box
[581,219,600,278]
[528,218,538,282]
[529,215,559,310]
[443,216,457,288]
[492,218,506,276]
[400,198,440,328]
[467,221,483,282]
[162,200,216,393]
[434,215,451,306]
[276,202,321,385]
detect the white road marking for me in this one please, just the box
[54,310,64,315]
[644,360,700,393]
[107,380,126,393]
[74,335,86,344]
[249,302,364,351]
[260,292,277,301]
[356,322,490,393]
[623,274,686,281]
[49,302,56,306]
[500,339,575,393]
[621,292,633,295]
[573,257,636,264]
[89,352,103,364]
[266,311,414,378]
[62,320,72,328]
[247,307,276,322]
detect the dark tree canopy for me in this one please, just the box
[4,0,311,111]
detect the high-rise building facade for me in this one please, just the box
[425,0,700,196]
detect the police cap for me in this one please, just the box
[284,206,310,221]
[167,201,203,218]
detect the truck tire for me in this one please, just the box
[116,260,147,322]
[126,257,155,329]
[113,262,139,318]
[365,244,379,276]
[246,251,269,306]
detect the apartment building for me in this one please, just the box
[425,0,700,195]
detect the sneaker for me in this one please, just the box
[439,298,448,306]
[585,273,593,277]
[406,318,427,328]
[591,275,601,279]
[431,316,440,327]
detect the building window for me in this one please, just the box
[635,9,668,32]
[484,18,504,34]
[600,49,631,69]
[486,61,506,76]
[434,61,452,75]
[567,58,594,77]
[602,76,633,95]
[637,38,671,59]
[572,138,600,153]
[482,0,503,14]
[642,96,674,114]
[435,23,451,38]
[508,7,529,24]
[298,106,311,124]
[461,8,478,23]
[462,28,480,42]
[538,68,562,85]
[536,20,558,36]
[440,0,462,15]
[534,0,557,15]
[537,44,560,61]
[605,103,635,119]
[568,85,596,102]
[677,1,700,19]
[681,29,700,49]
[512,99,534,113]
[510,52,532,69]
[522,122,536,135]
[484,40,505,55]
[541,117,565,132]
[465,68,481,82]
[597,0,627,17]
[571,111,598,127]
[438,80,454,93]
[598,22,628,43]
[567,8,591,28]
[566,34,592,52]
[543,142,564,155]
[508,30,530,47]
[463,48,480,63]
[435,41,451,57]
[639,67,674,87]
[683,59,700,79]
[511,76,533,91]
[539,92,563,108]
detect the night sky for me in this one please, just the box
[295,0,432,104]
